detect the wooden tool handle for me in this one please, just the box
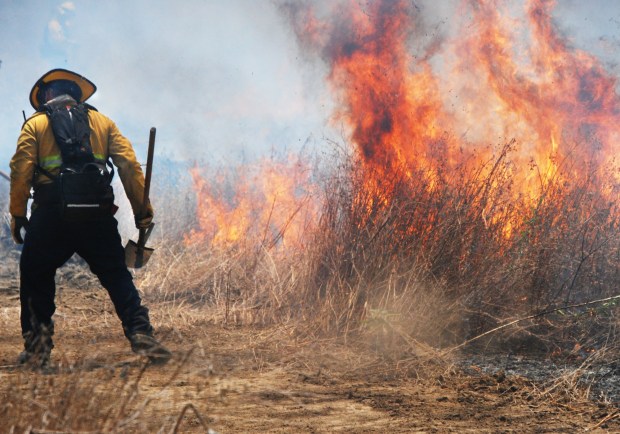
[142,127,156,210]
[138,127,156,247]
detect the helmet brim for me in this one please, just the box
[30,68,96,110]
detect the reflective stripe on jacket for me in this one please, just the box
[9,109,153,219]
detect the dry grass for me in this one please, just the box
[136,142,619,359]
[0,328,216,433]
[0,139,618,431]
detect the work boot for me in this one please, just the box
[17,349,51,371]
[20,330,53,371]
[129,333,172,365]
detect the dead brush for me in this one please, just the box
[0,351,212,433]
[141,238,315,328]
[292,144,518,340]
[137,141,619,362]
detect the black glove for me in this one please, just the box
[11,216,29,244]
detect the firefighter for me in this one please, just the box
[9,68,171,368]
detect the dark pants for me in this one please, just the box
[20,206,153,351]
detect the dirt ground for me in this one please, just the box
[0,273,619,433]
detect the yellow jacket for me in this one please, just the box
[9,109,153,219]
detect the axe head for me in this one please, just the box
[125,239,154,269]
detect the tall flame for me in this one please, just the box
[461,0,620,184]
[285,0,620,195]
[188,0,619,247]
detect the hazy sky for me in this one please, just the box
[1,0,619,171]
[0,0,335,168]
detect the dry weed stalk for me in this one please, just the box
[1,350,212,433]
[140,143,619,360]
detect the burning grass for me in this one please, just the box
[141,139,619,360]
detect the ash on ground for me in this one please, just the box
[459,352,620,404]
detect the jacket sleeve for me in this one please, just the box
[9,120,38,217]
[107,119,154,218]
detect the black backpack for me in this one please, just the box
[36,95,115,221]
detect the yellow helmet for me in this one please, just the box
[30,68,96,110]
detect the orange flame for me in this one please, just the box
[188,0,619,247]
[461,0,620,186]
[185,155,318,249]
[284,0,619,201]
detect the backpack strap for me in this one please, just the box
[106,158,115,181]
[34,163,59,182]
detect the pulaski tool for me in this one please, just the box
[125,127,156,268]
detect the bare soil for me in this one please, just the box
[0,271,618,432]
